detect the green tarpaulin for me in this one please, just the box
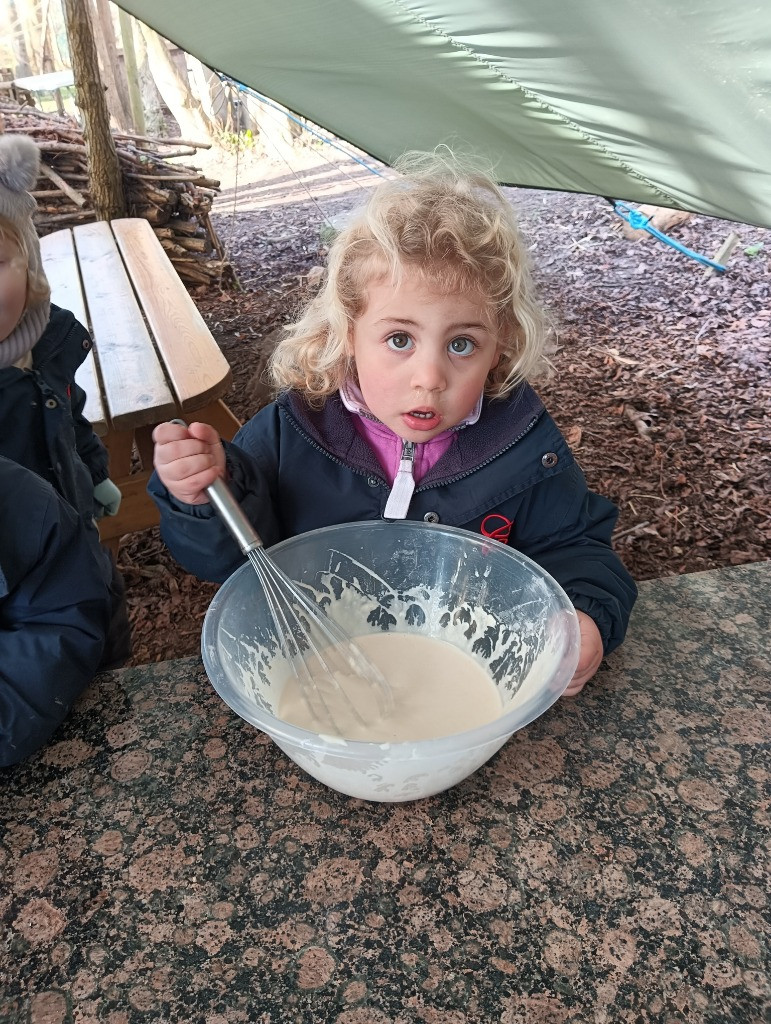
[116,0,771,227]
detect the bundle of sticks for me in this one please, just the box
[1,102,234,288]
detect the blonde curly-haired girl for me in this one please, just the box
[152,149,636,696]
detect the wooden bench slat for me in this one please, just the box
[39,228,87,323]
[72,222,177,431]
[36,219,241,552]
[111,218,232,411]
[39,228,107,435]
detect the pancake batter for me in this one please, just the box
[277,632,502,742]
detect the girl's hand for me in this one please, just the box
[152,421,226,506]
[562,610,603,697]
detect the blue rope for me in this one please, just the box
[611,201,726,272]
[216,74,385,178]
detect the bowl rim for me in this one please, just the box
[201,520,581,757]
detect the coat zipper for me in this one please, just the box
[287,411,542,492]
[383,440,416,519]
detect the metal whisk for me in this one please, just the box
[205,476,393,733]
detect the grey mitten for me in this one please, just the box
[93,478,122,519]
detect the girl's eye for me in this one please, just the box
[448,336,475,356]
[386,332,414,351]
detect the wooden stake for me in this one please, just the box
[703,231,741,278]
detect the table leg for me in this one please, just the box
[186,399,241,440]
[103,428,134,479]
[97,402,241,553]
[97,473,159,552]
[99,427,159,554]
[134,425,155,472]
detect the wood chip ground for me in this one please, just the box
[119,149,770,665]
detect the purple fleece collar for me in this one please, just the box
[280,384,545,487]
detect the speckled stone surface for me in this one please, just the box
[1,562,769,1024]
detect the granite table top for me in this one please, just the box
[1,562,769,1024]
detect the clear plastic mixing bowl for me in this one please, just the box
[201,520,580,801]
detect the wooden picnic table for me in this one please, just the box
[40,217,240,551]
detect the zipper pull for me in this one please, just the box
[383,440,415,519]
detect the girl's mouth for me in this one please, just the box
[402,408,441,431]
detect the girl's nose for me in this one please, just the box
[410,352,446,393]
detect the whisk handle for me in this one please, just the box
[168,418,263,555]
[205,477,263,555]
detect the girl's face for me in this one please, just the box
[350,274,501,441]
[0,236,28,342]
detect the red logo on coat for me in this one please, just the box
[480,514,514,544]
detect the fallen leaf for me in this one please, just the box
[305,265,325,287]
[605,347,640,366]
[565,425,583,446]
[623,404,654,439]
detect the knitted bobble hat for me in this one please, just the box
[0,134,51,368]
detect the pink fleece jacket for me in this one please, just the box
[339,380,482,485]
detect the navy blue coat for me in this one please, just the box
[0,306,131,669]
[0,305,109,526]
[149,385,637,654]
[0,457,111,766]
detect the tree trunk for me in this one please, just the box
[117,7,145,135]
[242,93,299,161]
[8,0,34,76]
[186,56,227,130]
[47,0,71,73]
[21,0,44,75]
[137,23,215,142]
[62,0,126,220]
[40,0,55,73]
[132,20,165,136]
[89,0,131,130]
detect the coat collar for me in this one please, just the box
[279,383,546,486]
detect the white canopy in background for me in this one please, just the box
[115,0,771,227]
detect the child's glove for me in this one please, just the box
[93,478,122,519]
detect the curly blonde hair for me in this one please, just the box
[0,213,50,309]
[270,148,551,405]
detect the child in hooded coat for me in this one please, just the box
[0,456,113,766]
[0,133,131,670]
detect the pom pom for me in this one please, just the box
[0,135,41,192]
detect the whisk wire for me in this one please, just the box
[197,465,393,735]
[247,551,327,720]
[248,548,376,731]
